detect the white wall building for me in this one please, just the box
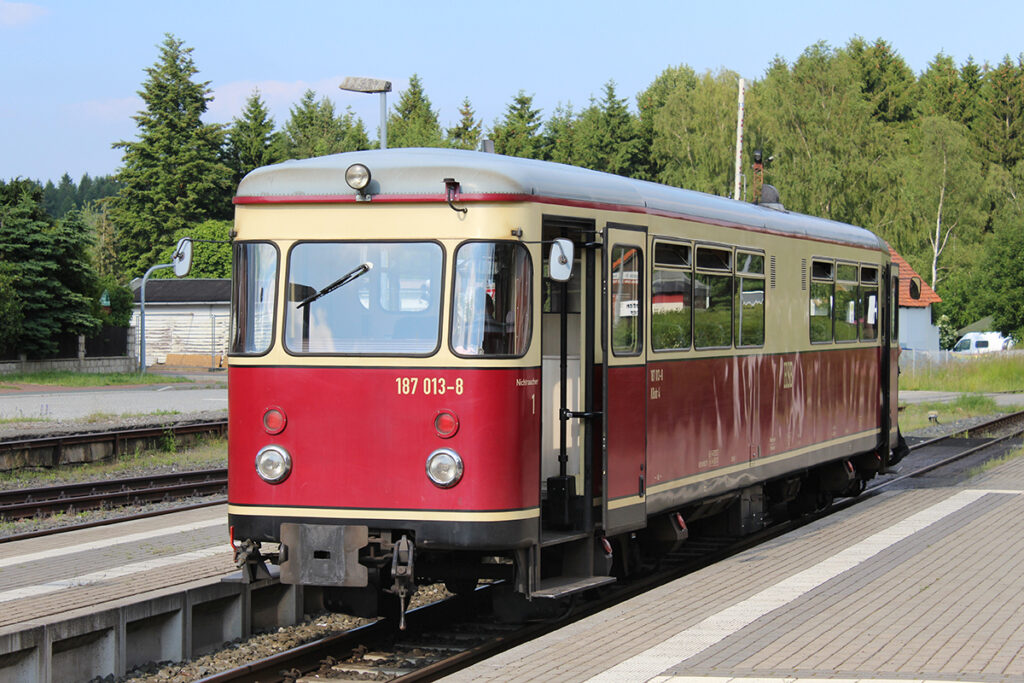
[131,279,231,369]
[889,248,941,351]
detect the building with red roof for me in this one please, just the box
[889,247,942,350]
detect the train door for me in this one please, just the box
[603,223,648,535]
[885,263,901,461]
[540,216,595,534]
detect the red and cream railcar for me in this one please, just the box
[228,148,904,615]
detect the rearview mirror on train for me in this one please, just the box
[173,237,193,278]
[549,238,574,282]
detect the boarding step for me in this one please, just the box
[533,574,616,598]
[539,529,591,547]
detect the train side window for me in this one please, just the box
[860,265,878,341]
[451,241,533,357]
[809,259,833,343]
[611,244,643,355]
[694,245,732,349]
[834,263,859,342]
[651,241,691,352]
[736,251,765,347]
[231,242,279,355]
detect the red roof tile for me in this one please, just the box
[889,248,941,307]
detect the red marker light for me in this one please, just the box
[434,410,459,438]
[263,407,287,435]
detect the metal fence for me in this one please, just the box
[899,348,1024,372]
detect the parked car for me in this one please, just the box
[951,331,1012,353]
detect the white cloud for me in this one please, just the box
[0,1,49,27]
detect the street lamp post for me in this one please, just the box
[339,77,392,149]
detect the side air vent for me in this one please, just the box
[770,255,777,289]
[801,258,807,291]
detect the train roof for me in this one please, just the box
[236,148,887,252]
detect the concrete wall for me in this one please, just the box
[0,356,136,376]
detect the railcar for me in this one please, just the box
[227,148,906,620]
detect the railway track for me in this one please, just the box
[0,467,226,521]
[0,421,228,541]
[0,419,227,463]
[192,409,1024,682]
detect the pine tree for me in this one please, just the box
[845,37,917,124]
[918,53,971,123]
[447,97,482,150]
[282,90,368,158]
[226,89,280,183]
[974,55,1024,170]
[0,180,99,357]
[0,261,23,354]
[490,91,543,159]
[109,34,234,279]
[574,80,642,177]
[387,75,444,148]
[542,103,580,165]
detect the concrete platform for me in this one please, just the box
[0,505,311,682]
[448,457,1024,683]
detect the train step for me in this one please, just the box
[533,574,616,598]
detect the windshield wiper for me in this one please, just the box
[295,262,373,309]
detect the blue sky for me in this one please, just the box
[2,0,1022,184]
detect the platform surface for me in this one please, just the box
[448,457,1024,683]
[0,504,233,628]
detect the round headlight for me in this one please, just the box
[426,448,463,488]
[345,163,371,191]
[255,445,292,484]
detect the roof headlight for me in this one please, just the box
[255,445,292,484]
[345,163,371,191]
[426,448,463,488]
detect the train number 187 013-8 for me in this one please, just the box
[395,377,464,396]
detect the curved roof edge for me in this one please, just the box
[236,148,886,252]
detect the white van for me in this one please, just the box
[951,331,1011,354]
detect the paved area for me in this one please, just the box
[447,457,1024,682]
[0,505,232,628]
[900,390,1024,407]
[0,369,227,420]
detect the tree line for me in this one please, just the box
[2,33,1023,357]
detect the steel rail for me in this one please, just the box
[0,468,227,521]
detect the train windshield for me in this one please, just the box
[285,241,444,355]
[451,241,532,357]
[231,242,278,355]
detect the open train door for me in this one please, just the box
[602,223,648,535]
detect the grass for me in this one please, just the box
[0,436,227,491]
[966,446,1024,478]
[0,370,192,388]
[898,394,1013,433]
[0,416,52,425]
[900,354,1024,393]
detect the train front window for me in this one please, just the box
[285,241,443,355]
[231,242,278,355]
[451,242,532,357]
